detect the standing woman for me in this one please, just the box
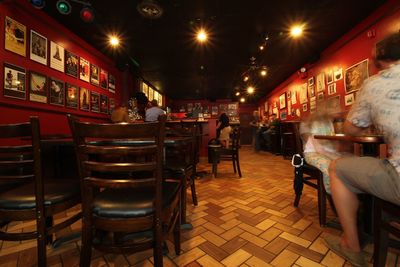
[217,113,231,147]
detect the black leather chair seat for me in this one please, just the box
[93,181,179,218]
[0,180,80,210]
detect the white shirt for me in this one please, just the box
[145,106,165,122]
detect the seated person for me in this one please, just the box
[217,113,231,148]
[261,113,280,150]
[145,99,166,122]
[111,105,129,123]
[299,103,344,194]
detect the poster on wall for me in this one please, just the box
[90,64,99,86]
[66,83,78,109]
[279,93,286,109]
[345,59,368,93]
[291,88,297,104]
[5,16,26,57]
[100,69,108,89]
[316,72,325,92]
[90,91,100,112]
[29,71,47,103]
[345,93,355,106]
[80,87,90,111]
[30,30,47,65]
[3,63,26,100]
[299,83,308,104]
[79,57,90,82]
[49,41,64,72]
[108,73,116,93]
[65,51,78,77]
[100,94,108,114]
[49,77,64,106]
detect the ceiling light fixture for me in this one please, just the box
[56,0,72,15]
[80,7,95,23]
[290,24,304,38]
[240,97,246,103]
[247,86,255,94]
[137,0,163,19]
[30,0,46,9]
[196,29,208,43]
[109,36,120,47]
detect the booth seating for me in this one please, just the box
[0,117,81,267]
[68,115,182,267]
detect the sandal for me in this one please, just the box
[323,235,368,267]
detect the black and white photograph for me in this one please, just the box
[4,63,26,100]
[345,59,369,93]
[5,16,26,57]
[30,30,47,65]
[65,50,78,77]
[49,77,64,106]
[328,83,336,95]
[345,93,355,106]
[50,41,64,72]
[29,71,47,103]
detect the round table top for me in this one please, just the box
[314,134,384,144]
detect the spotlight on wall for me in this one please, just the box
[30,0,46,9]
[80,7,95,23]
[56,0,72,15]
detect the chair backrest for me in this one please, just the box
[0,117,45,202]
[293,122,304,157]
[68,115,166,213]
[230,127,241,150]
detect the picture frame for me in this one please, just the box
[345,59,368,93]
[334,68,343,81]
[66,83,78,109]
[30,30,47,65]
[328,83,337,95]
[317,92,324,101]
[100,94,108,114]
[90,64,99,86]
[308,77,314,87]
[327,95,341,113]
[279,92,286,109]
[280,110,287,120]
[108,73,116,93]
[49,77,65,106]
[49,41,64,72]
[109,98,115,114]
[316,72,325,92]
[79,57,90,82]
[65,50,79,77]
[211,106,218,116]
[299,83,308,104]
[79,87,90,111]
[345,93,355,106]
[308,85,315,97]
[100,69,108,89]
[302,103,308,112]
[5,16,26,57]
[287,91,291,99]
[90,91,100,112]
[326,70,334,84]
[29,71,47,103]
[3,62,26,100]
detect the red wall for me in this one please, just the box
[259,0,400,121]
[0,0,125,134]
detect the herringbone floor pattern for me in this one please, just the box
[0,146,399,266]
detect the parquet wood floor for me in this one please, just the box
[1,146,399,266]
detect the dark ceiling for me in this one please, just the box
[40,0,387,102]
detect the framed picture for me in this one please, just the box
[65,50,79,77]
[334,68,343,81]
[5,16,26,57]
[90,91,100,112]
[299,83,308,104]
[66,83,78,109]
[327,95,341,113]
[308,85,315,97]
[316,72,325,92]
[29,71,47,103]
[279,93,286,109]
[302,103,308,112]
[90,64,99,86]
[308,77,314,87]
[49,41,64,72]
[30,30,47,65]
[100,69,108,89]
[79,57,90,82]
[280,110,287,120]
[317,92,324,101]
[345,93,355,106]
[287,91,291,99]
[100,94,108,114]
[291,88,297,104]
[328,83,337,95]
[3,63,26,100]
[187,103,193,112]
[109,98,115,114]
[345,59,368,93]
[326,70,334,84]
[310,99,316,112]
[79,87,90,111]
[49,77,65,106]
[108,73,116,93]
[211,106,218,116]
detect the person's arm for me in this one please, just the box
[343,119,368,136]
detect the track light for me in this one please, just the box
[56,0,72,15]
[80,7,95,23]
[30,0,45,9]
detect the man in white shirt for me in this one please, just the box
[145,99,165,122]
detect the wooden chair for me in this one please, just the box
[292,122,333,226]
[373,197,400,267]
[212,127,242,178]
[68,115,182,267]
[0,117,81,267]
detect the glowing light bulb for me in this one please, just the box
[196,29,207,42]
[240,97,246,103]
[247,86,255,94]
[109,36,120,47]
[235,92,240,96]
[290,25,303,38]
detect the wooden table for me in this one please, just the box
[314,134,386,158]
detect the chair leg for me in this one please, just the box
[294,194,301,207]
[153,222,163,267]
[236,154,242,177]
[232,157,237,173]
[80,218,93,267]
[317,176,327,226]
[173,200,181,255]
[37,213,47,267]
[373,198,388,267]
[181,173,188,224]
[46,216,54,245]
[212,157,218,178]
[190,174,198,206]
